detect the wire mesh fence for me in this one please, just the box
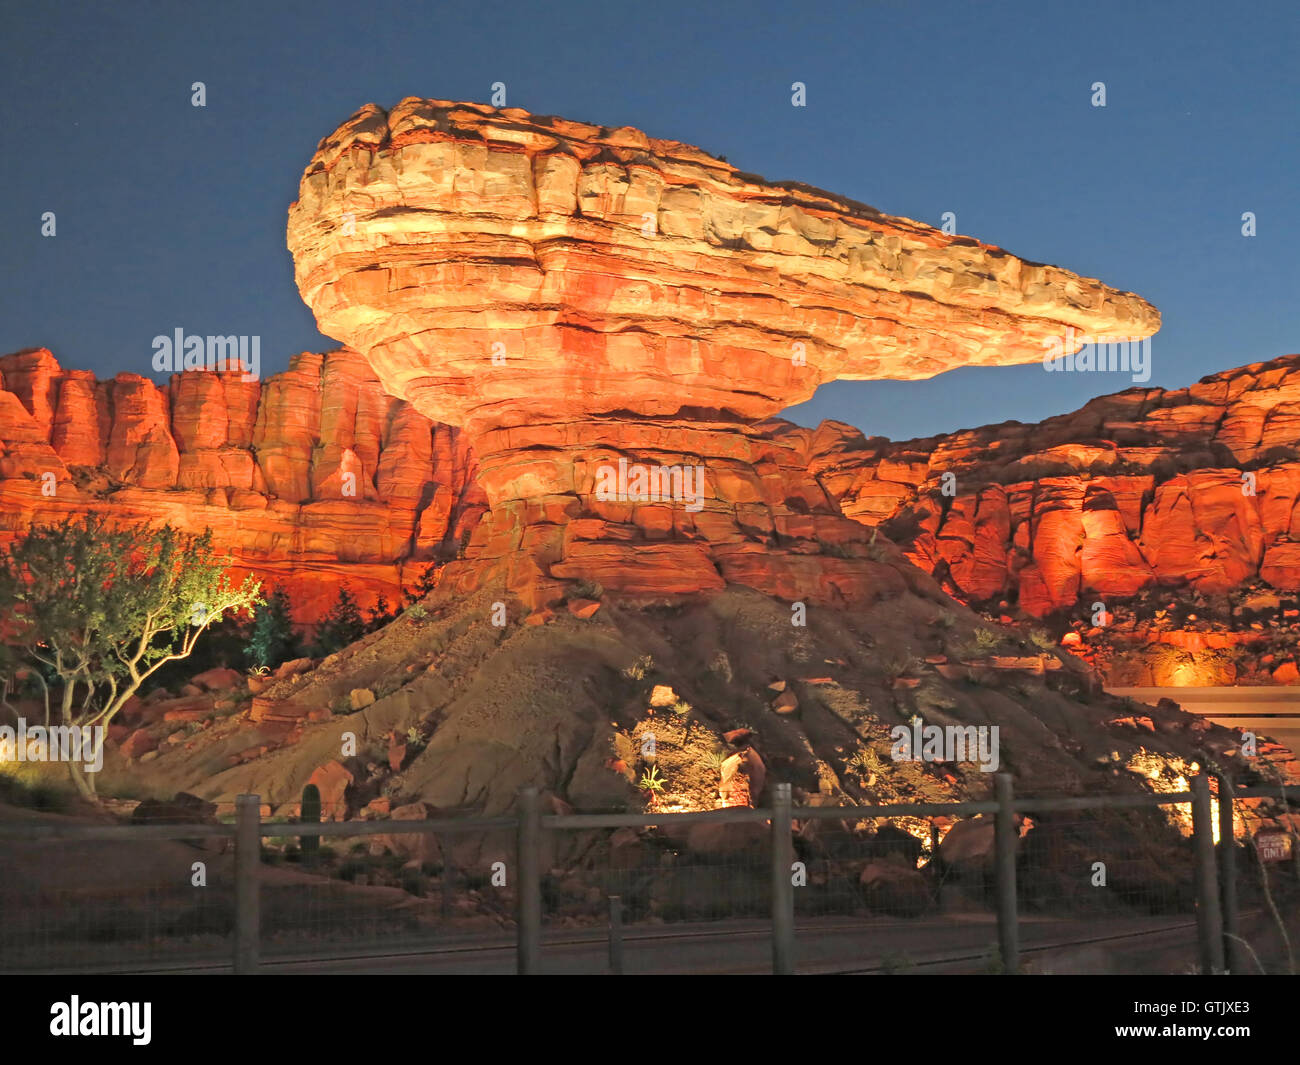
[0,778,1296,974]
[0,834,234,972]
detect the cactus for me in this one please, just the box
[300,783,321,867]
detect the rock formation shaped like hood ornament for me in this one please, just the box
[288,98,1160,609]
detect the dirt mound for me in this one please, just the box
[100,568,1264,822]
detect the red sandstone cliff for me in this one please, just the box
[792,353,1300,617]
[0,347,487,621]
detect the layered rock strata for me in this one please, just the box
[287,98,1159,609]
[795,353,1300,617]
[0,347,486,621]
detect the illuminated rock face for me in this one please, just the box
[0,348,486,622]
[287,98,1158,607]
[797,353,1300,615]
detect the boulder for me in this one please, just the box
[860,858,930,918]
[191,667,244,691]
[307,760,354,820]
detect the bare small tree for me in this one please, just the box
[0,516,262,799]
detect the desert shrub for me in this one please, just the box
[881,653,921,682]
[952,627,1003,660]
[570,578,604,600]
[1028,628,1057,651]
[622,655,654,682]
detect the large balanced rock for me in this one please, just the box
[287,98,1158,609]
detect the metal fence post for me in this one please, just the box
[608,894,624,974]
[1216,774,1240,973]
[233,793,261,974]
[1192,773,1226,974]
[517,787,542,974]
[994,773,1019,974]
[771,782,794,975]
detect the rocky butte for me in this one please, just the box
[0,346,485,622]
[286,98,1159,612]
[797,353,1300,616]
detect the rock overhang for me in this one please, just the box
[289,97,1160,427]
[286,98,1161,608]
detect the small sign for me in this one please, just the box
[1256,831,1294,863]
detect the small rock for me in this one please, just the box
[649,684,677,708]
[307,760,354,820]
[771,689,799,714]
[275,657,313,679]
[350,688,376,711]
[120,729,158,760]
[362,797,392,818]
[191,666,243,692]
[567,598,601,619]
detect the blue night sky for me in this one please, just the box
[1,0,1296,442]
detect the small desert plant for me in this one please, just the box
[935,609,958,630]
[1028,627,1057,651]
[622,655,654,682]
[953,627,1002,660]
[405,726,426,751]
[881,653,921,683]
[405,603,428,620]
[570,578,604,600]
[703,747,729,771]
[670,699,692,716]
[848,746,883,780]
[638,765,666,799]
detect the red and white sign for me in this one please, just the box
[1255,831,1294,863]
